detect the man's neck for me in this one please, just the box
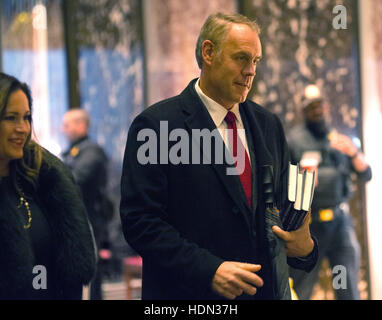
[199,75,234,110]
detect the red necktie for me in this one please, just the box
[224,111,253,209]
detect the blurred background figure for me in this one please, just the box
[61,108,113,300]
[0,72,96,300]
[287,84,372,300]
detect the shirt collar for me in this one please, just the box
[195,78,243,128]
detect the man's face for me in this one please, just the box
[304,100,331,138]
[204,24,262,109]
[62,114,81,143]
[304,100,329,124]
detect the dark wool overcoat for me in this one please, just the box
[120,79,318,300]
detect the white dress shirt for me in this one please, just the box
[194,79,251,160]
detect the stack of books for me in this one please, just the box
[281,163,316,231]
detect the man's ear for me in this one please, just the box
[201,40,216,67]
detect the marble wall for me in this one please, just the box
[244,0,361,137]
[360,0,382,299]
[144,0,238,105]
[73,0,144,171]
[371,0,382,115]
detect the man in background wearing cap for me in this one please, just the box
[287,86,372,300]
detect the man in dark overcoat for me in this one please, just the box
[120,13,318,300]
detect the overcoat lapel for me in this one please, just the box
[240,102,274,168]
[240,102,274,199]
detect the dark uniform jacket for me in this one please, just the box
[120,79,318,300]
[62,136,109,247]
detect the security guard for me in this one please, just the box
[61,108,111,300]
[287,85,372,300]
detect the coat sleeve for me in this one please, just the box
[272,115,319,272]
[351,160,372,183]
[272,114,290,211]
[120,113,224,295]
[68,145,106,188]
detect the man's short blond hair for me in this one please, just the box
[195,13,261,69]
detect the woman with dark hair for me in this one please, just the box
[0,72,96,299]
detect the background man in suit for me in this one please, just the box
[62,108,112,300]
[120,13,318,300]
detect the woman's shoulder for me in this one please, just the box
[41,147,63,166]
[38,148,76,188]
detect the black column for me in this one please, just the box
[62,0,80,109]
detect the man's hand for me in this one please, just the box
[329,132,369,172]
[212,262,264,300]
[329,132,358,157]
[272,212,314,257]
